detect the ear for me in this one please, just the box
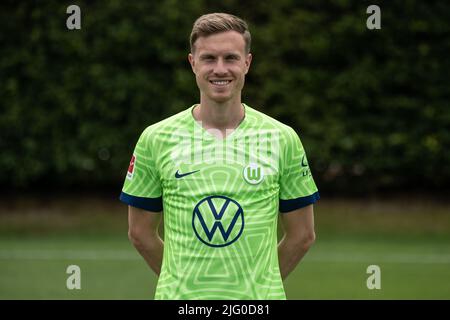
[244,53,252,74]
[188,53,195,73]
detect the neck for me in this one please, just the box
[193,96,245,135]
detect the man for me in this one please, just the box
[120,13,319,300]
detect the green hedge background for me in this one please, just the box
[1,0,449,194]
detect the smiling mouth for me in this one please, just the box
[209,80,232,86]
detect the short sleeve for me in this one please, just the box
[119,128,163,212]
[279,127,320,213]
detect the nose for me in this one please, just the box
[213,58,227,76]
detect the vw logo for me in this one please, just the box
[192,195,244,248]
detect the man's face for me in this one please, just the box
[188,31,252,104]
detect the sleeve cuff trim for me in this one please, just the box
[119,192,163,212]
[279,191,320,213]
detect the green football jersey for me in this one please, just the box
[120,104,319,300]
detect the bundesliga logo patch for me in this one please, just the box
[127,154,136,180]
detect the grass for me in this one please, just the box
[0,195,449,299]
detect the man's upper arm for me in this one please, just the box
[128,205,162,235]
[280,204,315,241]
[279,126,320,213]
[119,127,163,212]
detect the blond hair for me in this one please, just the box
[190,13,251,53]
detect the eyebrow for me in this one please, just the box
[198,52,241,59]
[199,53,216,60]
[225,53,240,59]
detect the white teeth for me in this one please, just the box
[211,80,230,85]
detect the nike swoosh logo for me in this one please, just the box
[175,169,200,179]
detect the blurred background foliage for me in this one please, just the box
[1,0,449,195]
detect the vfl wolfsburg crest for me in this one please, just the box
[243,163,264,184]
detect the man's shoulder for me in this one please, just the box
[140,106,192,138]
[245,104,296,136]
